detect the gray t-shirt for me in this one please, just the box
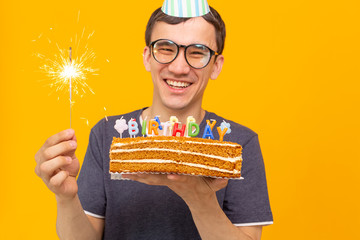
[78,108,273,239]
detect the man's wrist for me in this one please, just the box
[56,194,78,206]
[185,192,220,214]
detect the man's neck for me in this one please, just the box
[141,105,205,125]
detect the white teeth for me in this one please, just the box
[166,80,191,88]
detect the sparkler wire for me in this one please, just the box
[69,47,72,129]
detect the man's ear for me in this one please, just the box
[143,46,151,72]
[210,55,224,80]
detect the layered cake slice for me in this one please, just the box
[109,136,242,179]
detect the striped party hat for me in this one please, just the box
[161,0,210,18]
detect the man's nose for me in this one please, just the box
[167,49,191,75]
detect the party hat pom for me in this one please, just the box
[161,0,210,18]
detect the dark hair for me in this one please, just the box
[145,6,226,54]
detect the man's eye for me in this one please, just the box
[190,51,206,55]
[188,50,207,58]
[158,47,175,53]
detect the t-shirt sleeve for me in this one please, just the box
[77,128,106,218]
[223,134,273,225]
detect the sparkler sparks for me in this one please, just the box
[104,106,108,121]
[80,117,90,126]
[40,44,96,128]
[39,43,97,96]
[36,25,98,128]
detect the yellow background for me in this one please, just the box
[1,0,359,239]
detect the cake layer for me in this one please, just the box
[111,136,240,147]
[110,161,241,178]
[109,136,243,179]
[111,136,242,158]
[110,150,241,171]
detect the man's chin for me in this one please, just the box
[162,99,191,112]
[154,93,199,112]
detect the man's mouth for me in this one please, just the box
[165,79,192,89]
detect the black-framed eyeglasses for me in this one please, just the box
[149,39,219,69]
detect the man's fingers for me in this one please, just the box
[42,140,77,160]
[121,174,138,181]
[167,174,187,182]
[39,156,72,182]
[49,170,69,188]
[43,129,75,148]
[204,178,228,191]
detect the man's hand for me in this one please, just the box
[121,174,261,240]
[121,173,228,204]
[35,129,80,202]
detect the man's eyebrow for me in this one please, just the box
[157,41,173,46]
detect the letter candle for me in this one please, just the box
[217,126,228,141]
[162,121,172,136]
[172,123,186,137]
[186,116,196,137]
[154,116,163,130]
[206,119,217,130]
[202,124,215,139]
[128,118,139,138]
[148,120,159,136]
[169,116,179,134]
[141,117,147,137]
[188,122,200,137]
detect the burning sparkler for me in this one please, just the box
[34,10,98,128]
[37,28,98,128]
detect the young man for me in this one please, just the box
[35,5,272,240]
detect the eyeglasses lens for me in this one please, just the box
[186,45,211,69]
[153,41,178,64]
[153,40,211,69]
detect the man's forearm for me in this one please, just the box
[186,194,256,240]
[56,195,101,240]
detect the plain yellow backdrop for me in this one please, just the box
[1,0,359,239]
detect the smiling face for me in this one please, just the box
[143,17,224,113]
